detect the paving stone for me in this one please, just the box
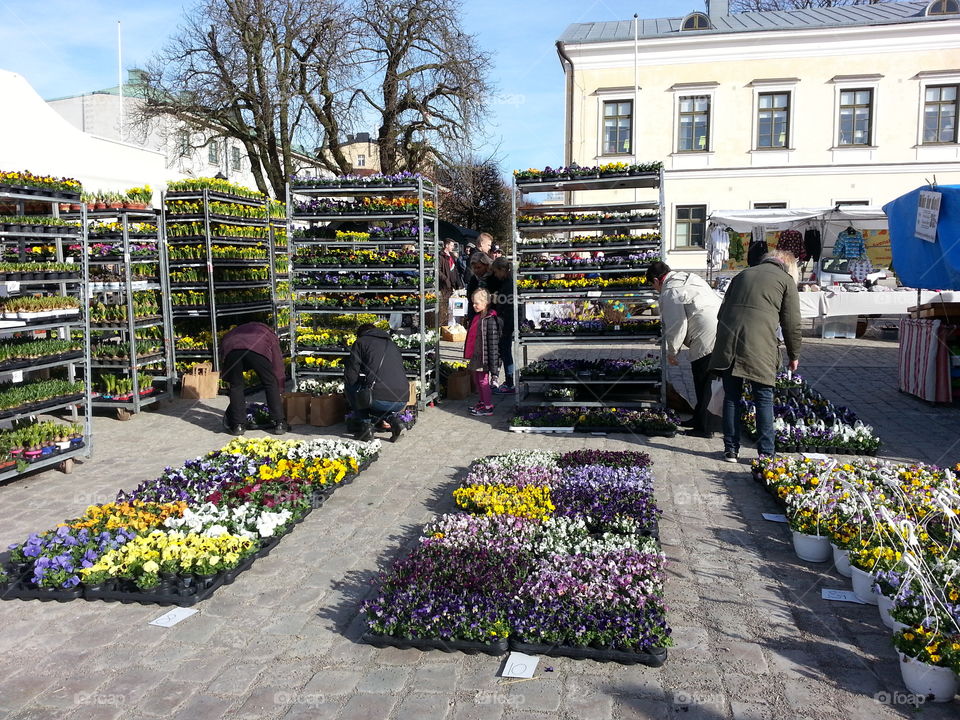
[337,693,397,720]
[234,686,291,719]
[730,702,774,720]
[135,678,200,717]
[392,692,453,720]
[412,664,461,694]
[301,669,361,697]
[355,666,414,694]
[171,693,235,720]
[204,664,263,696]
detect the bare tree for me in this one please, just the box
[354,0,492,174]
[731,0,893,11]
[139,0,355,197]
[436,159,513,250]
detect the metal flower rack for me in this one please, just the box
[163,188,282,372]
[0,184,92,478]
[511,170,667,409]
[85,208,175,419]
[286,176,440,409]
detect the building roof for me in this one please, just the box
[559,1,952,44]
[47,69,149,102]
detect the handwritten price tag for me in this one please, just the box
[587,291,601,298]
[502,651,539,679]
[761,513,788,523]
[149,607,198,627]
[821,589,867,604]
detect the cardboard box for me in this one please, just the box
[408,381,418,407]
[181,362,220,400]
[282,392,311,426]
[441,324,467,342]
[309,393,347,427]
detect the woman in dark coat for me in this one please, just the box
[344,324,409,442]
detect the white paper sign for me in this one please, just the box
[802,453,829,461]
[761,513,788,523]
[149,607,198,627]
[916,190,941,243]
[587,291,601,298]
[821,588,867,604]
[1,281,20,296]
[501,651,539,679]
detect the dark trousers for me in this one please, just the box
[498,332,515,387]
[345,382,406,424]
[222,349,285,427]
[689,353,713,432]
[721,372,775,456]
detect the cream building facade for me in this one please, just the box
[557,0,960,269]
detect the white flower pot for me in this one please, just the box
[892,619,910,633]
[877,593,897,629]
[831,543,852,577]
[792,531,831,563]
[850,565,880,605]
[899,653,959,702]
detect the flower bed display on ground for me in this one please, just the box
[740,373,881,455]
[361,449,672,665]
[751,455,960,699]
[509,407,678,436]
[0,438,380,605]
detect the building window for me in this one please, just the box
[357,154,366,168]
[754,202,787,209]
[923,85,958,144]
[177,131,190,158]
[231,146,241,171]
[926,0,959,15]
[678,96,710,152]
[602,100,632,155]
[675,205,706,248]
[757,92,790,148]
[208,142,220,165]
[680,12,712,30]
[838,89,873,146]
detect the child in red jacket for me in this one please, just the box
[463,288,501,416]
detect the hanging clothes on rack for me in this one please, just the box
[803,228,822,262]
[776,229,805,261]
[747,225,768,267]
[728,227,744,263]
[707,224,729,269]
[833,227,866,259]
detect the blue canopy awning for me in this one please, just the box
[883,185,960,290]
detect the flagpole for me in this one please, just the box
[118,20,124,142]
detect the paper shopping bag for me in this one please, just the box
[446,369,471,400]
[282,392,311,426]
[181,362,220,400]
[309,393,347,427]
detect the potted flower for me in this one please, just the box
[893,627,960,702]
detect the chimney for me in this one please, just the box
[346,133,355,143]
[707,0,728,21]
[356,132,371,143]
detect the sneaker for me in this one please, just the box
[723,451,739,463]
[474,404,494,417]
[354,425,374,442]
[223,416,245,436]
[468,403,483,415]
[270,421,289,436]
[494,385,516,395]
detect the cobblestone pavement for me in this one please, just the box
[0,336,958,720]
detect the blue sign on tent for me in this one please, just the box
[883,185,960,291]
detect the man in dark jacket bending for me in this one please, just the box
[344,324,409,442]
[220,322,287,436]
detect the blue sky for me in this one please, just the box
[0,0,694,173]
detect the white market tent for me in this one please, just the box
[0,69,168,193]
[708,206,889,256]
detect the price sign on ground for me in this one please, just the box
[501,651,539,679]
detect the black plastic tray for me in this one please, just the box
[362,632,509,656]
[508,640,667,667]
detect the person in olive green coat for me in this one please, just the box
[709,250,801,462]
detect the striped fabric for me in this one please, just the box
[898,318,953,403]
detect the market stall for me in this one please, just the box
[884,184,960,404]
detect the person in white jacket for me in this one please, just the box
[646,261,722,437]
